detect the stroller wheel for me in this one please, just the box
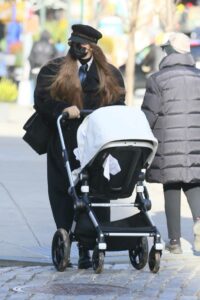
[129,237,148,270]
[51,228,70,272]
[92,246,105,274]
[148,246,161,274]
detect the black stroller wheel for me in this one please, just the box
[92,246,105,274]
[148,246,161,274]
[51,228,70,272]
[129,237,149,270]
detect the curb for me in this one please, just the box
[0,252,131,268]
[0,258,52,267]
[0,250,199,268]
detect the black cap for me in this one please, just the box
[68,24,102,44]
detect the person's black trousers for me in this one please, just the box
[163,182,200,240]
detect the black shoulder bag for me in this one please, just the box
[22,112,51,155]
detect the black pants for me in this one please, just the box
[47,132,110,233]
[163,182,200,240]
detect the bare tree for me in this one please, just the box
[125,0,140,106]
[124,0,178,106]
[159,0,178,32]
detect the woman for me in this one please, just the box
[141,32,200,254]
[34,24,125,268]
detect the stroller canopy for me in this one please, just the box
[76,106,158,170]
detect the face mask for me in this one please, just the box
[69,43,87,59]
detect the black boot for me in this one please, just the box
[67,239,73,267]
[78,243,92,269]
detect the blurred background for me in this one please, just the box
[0,0,200,113]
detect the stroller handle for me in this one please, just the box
[56,109,93,189]
[80,109,93,116]
[62,109,93,121]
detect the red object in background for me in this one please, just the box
[179,0,198,5]
[186,2,194,7]
[9,41,22,54]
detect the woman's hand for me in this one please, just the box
[63,106,80,119]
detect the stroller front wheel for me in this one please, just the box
[92,246,105,274]
[148,246,161,273]
[51,228,70,272]
[129,237,149,270]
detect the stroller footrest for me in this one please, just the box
[101,225,157,235]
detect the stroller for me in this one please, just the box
[51,106,163,274]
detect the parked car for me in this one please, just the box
[190,39,200,68]
[191,27,200,40]
[119,43,164,90]
[120,40,200,89]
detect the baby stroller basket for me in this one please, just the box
[52,106,163,274]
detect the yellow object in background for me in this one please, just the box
[0,78,18,102]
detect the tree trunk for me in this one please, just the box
[125,0,140,106]
[165,0,175,31]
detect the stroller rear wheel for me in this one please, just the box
[148,246,161,273]
[129,237,148,270]
[92,246,105,274]
[51,228,70,272]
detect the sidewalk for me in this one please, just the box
[1,255,200,300]
[0,103,200,299]
[0,103,34,137]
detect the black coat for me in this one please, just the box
[34,56,125,230]
[142,53,200,184]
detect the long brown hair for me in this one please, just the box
[50,43,125,108]
[91,43,125,106]
[50,54,83,108]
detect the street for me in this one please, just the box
[1,255,200,299]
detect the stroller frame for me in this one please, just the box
[51,112,163,274]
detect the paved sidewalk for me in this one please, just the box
[1,255,200,299]
[0,103,200,299]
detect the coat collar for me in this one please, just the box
[159,53,195,70]
[86,59,99,80]
[82,60,99,90]
[77,56,93,70]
